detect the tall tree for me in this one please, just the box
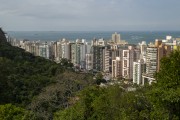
[150,50,180,119]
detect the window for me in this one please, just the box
[89,56,91,61]
[124,60,127,67]
[124,51,128,57]
[124,70,127,76]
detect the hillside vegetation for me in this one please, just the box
[54,49,180,120]
[0,32,95,119]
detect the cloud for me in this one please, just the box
[0,0,180,31]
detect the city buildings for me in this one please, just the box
[142,39,172,85]
[6,32,179,85]
[111,32,128,45]
[25,41,40,56]
[155,39,171,71]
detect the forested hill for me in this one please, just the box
[0,28,95,120]
[0,28,58,105]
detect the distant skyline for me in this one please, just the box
[1,0,180,31]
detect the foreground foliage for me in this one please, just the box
[0,39,94,119]
[54,86,151,120]
[149,49,180,119]
[0,104,34,120]
[55,50,180,120]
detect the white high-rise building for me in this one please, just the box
[139,41,147,62]
[146,47,158,76]
[39,42,50,59]
[70,42,81,66]
[60,39,71,60]
[55,38,70,62]
[122,49,131,79]
[133,60,146,85]
[78,39,91,69]
[103,47,110,72]
[71,39,91,69]
[142,47,157,85]
[112,57,122,78]
[122,46,140,79]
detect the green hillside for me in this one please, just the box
[0,28,95,119]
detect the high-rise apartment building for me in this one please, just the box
[103,46,110,72]
[111,32,128,45]
[70,42,81,66]
[70,39,91,68]
[133,60,146,85]
[49,41,57,60]
[142,39,172,85]
[122,46,140,79]
[155,39,172,71]
[112,32,121,43]
[142,47,157,85]
[146,47,158,76]
[24,41,40,56]
[39,42,50,59]
[92,46,104,71]
[109,45,123,72]
[85,53,93,70]
[54,38,70,62]
[91,39,106,71]
[112,57,122,78]
[139,41,147,62]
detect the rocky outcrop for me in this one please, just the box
[0,28,7,43]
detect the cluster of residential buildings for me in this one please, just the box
[6,32,180,85]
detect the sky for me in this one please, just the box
[0,0,180,31]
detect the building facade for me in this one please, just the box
[133,60,146,85]
[112,57,122,78]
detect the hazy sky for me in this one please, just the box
[0,0,180,31]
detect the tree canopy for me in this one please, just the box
[149,50,180,119]
[55,50,180,120]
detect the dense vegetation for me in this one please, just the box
[0,36,95,119]
[54,50,180,120]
